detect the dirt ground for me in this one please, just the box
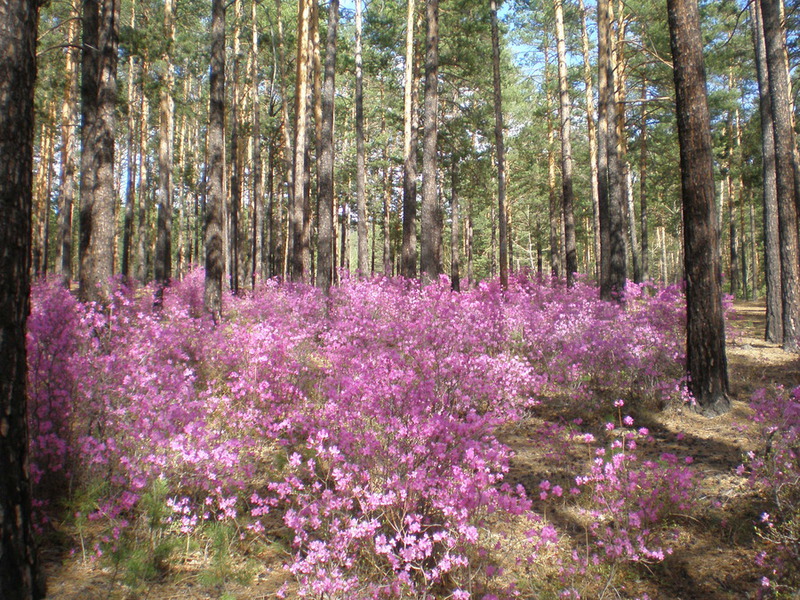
[40,300,800,600]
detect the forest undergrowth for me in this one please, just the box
[29,270,800,599]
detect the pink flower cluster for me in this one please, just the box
[26,270,690,596]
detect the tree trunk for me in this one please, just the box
[155,0,174,301]
[0,0,44,593]
[450,162,460,291]
[354,0,368,275]
[554,0,576,285]
[597,0,626,299]
[291,0,311,282]
[316,0,338,290]
[420,0,440,280]
[491,0,508,288]
[121,0,137,283]
[250,0,261,287]
[544,39,561,278]
[204,0,225,318]
[760,0,800,352]
[79,0,120,302]
[135,68,150,283]
[579,0,600,280]
[667,0,730,414]
[401,0,418,278]
[639,78,649,281]
[58,0,80,284]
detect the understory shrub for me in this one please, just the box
[27,271,692,598]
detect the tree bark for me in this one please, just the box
[639,77,649,281]
[155,0,175,301]
[355,0,368,275]
[250,0,262,287]
[291,0,311,282]
[316,0,338,291]
[554,0,576,285]
[121,0,137,282]
[401,0,418,278]
[491,0,508,288]
[58,0,80,284]
[79,0,120,302]
[544,39,561,278]
[0,0,45,593]
[597,0,626,299]
[204,0,225,318]
[760,0,800,352]
[450,162,460,291]
[667,0,730,414]
[579,0,600,280]
[420,0,440,281]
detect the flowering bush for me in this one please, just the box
[27,270,692,597]
[745,386,800,591]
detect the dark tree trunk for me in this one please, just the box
[639,78,649,281]
[204,0,225,318]
[554,0,577,285]
[79,0,120,302]
[597,0,626,299]
[0,0,45,594]
[251,0,262,288]
[155,0,175,301]
[667,0,730,415]
[420,0,440,281]
[316,0,338,291]
[58,0,80,284]
[491,0,508,288]
[750,0,781,340]
[291,0,311,282]
[450,161,460,291]
[355,0,368,275]
[760,0,800,352]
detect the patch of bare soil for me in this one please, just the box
[41,301,800,599]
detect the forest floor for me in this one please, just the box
[41,300,800,600]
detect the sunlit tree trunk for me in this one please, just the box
[668,0,730,414]
[135,61,150,282]
[544,39,561,278]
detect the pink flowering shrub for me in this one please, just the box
[27,271,692,596]
[746,386,800,589]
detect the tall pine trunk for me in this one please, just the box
[204,0,225,318]
[401,0,418,278]
[79,0,120,302]
[419,0,440,280]
[0,0,44,593]
[760,0,800,352]
[491,0,508,288]
[668,0,730,414]
[554,0,576,285]
[317,0,338,290]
